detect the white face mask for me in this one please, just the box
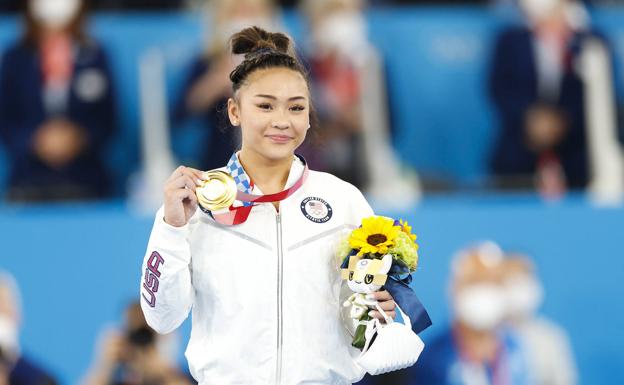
[0,314,19,358]
[505,276,544,319]
[313,12,369,60]
[518,0,562,22]
[31,0,81,29]
[453,284,507,331]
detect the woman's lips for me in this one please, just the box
[266,134,293,144]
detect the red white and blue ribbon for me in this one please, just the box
[200,153,309,226]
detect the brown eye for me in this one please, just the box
[290,105,305,112]
[364,274,373,284]
[349,271,354,281]
[257,103,272,110]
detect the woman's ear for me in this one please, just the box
[227,97,240,126]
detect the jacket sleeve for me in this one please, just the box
[140,207,194,334]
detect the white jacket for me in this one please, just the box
[140,158,375,385]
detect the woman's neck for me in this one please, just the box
[238,148,292,195]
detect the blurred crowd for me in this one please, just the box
[359,242,577,385]
[0,272,193,385]
[0,0,622,204]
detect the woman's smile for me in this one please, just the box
[266,134,294,144]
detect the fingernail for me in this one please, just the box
[196,179,203,186]
[368,311,375,317]
[365,294,375,300]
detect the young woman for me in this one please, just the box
[140,27,397,385]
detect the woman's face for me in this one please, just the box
[228,67,310,162]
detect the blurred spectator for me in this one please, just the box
[0,271,58,385]
[172,0,280,171]
[407,242,529,385]
[300,0,421,205]
[488,0,620,196]
[0,0,117,202]
[80,302,191,385]
[91,0,185,9]
[299,0,370,188]
[502,255,577,385]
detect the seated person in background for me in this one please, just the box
[409,242,529,385]
[502,255,577,385]
[81,302,191,385]
[173,0,280,171]
[488,0,617,195]
[0,0,116,202]
[0,271,58,385]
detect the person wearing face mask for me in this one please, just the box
[0,272,58,385]
[502,256,577,385]
[0,0,117,202]
[406,243,529,385]
[173,0,282,172]
[298,0,369,189]
[488,0,620,196]
[80,302,192,385]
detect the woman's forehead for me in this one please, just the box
[241,67,309,99]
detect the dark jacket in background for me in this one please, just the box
[173,56,237,171]
[488,26,613,188]
[0,39,116,201]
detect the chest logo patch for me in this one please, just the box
[300,197,333,223]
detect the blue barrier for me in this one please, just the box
[0,194,622,384]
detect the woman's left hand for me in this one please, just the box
[366,290,396,323]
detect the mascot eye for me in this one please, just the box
[349,271,354,281]
[364,274,374,284]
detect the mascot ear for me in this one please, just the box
[348,254,361,270]
[381,254,393,273]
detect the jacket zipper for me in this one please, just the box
[275,213,284,385]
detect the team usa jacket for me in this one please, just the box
[140,157,380,385]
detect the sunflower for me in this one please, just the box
[399,219,417,242]
[349,216,401,256]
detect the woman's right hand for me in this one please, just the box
[163,166,204,227]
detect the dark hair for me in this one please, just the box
[21,0,90,46]
[229,26,309,93]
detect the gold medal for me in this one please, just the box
[196,170,237,211]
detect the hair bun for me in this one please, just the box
[230,26,293,57]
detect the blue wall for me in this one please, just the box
[0,195,623,384]
[1,7,624,192]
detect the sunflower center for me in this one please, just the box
[367,234,387,246]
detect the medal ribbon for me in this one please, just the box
[202,154,309,226]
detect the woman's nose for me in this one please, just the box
[271,120,290,130]
[271,110,290,130]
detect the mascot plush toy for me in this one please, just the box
[342,254,393,349]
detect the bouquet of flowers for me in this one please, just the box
[338,216,419,350]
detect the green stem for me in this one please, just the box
[352,312,372,350]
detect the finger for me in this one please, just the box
[179,167,204,183]
[172,189,198,205]
[167,175,199,191]
[185,167,205,180]
[167,165,187,183]
[185,189,198,205]
[378,300,396,312]
[369,310,396,323]
[369,290,392,301]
